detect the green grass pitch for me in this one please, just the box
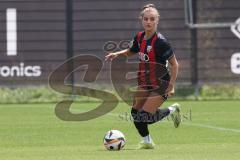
[0,101,239,160]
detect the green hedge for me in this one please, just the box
[0,87,67,104]
[174,85,240,100]
[0,85,239,104]
[200,85,240,100]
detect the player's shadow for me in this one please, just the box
[96,148,154,151]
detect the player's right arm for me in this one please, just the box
[105,49,135,61]
[105,34,140,61]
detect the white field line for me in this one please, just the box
[183,122,240,133]
[53,107,240,133]
[106,112,240,133]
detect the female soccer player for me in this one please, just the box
[105,4,181,149]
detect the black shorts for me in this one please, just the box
[138,85,169,101]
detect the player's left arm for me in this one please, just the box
[167,54,179,97]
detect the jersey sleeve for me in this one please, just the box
[129,35,140,53]
[155,39,174,61]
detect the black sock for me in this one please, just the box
[131,108,149,137]
[140,108,170,124]
[130,108,170,137]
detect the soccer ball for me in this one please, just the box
[103,130,126,151]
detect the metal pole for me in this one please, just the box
[185,0,234,29]
[66,0,74,94]
[187,22,234,29]
[190,0,199,99]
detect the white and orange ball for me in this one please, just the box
[103,130,126,151]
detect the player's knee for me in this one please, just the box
[142,107,156,114]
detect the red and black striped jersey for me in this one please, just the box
[128,31,174,87]
[129,31,174,65]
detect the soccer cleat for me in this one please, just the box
[137,141,155,149]
[170,103,182,128]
